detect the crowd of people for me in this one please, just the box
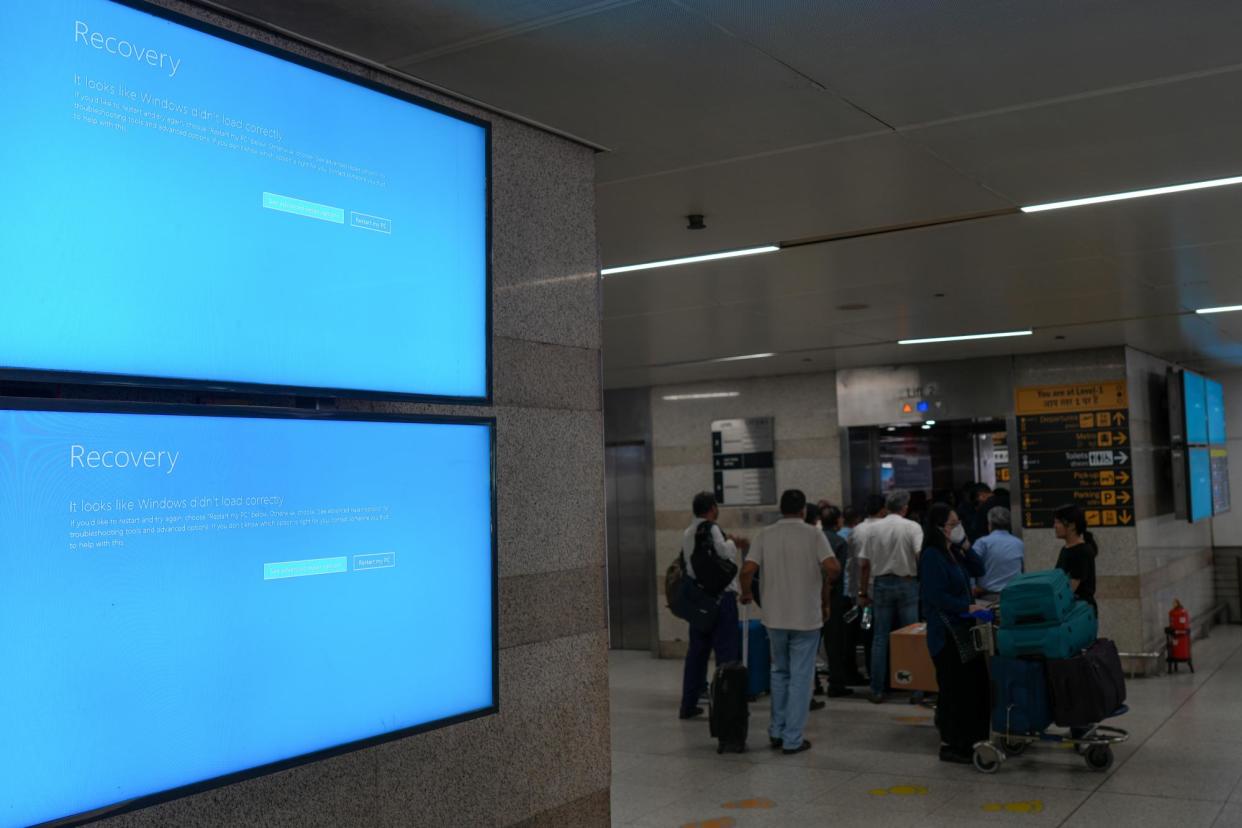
[678,486,1099,762]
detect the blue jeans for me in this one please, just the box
[768,628,821,749]
[680,592,740,715]
[869,575,920,697]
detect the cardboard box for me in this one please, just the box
[889,622,939,693]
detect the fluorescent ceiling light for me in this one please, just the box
[662,391,740,401]
[898,330,1032,345]
[1195,305,1242,315]
[1022,175,1242,213]
[925,420,937,426]
[921,424,932,430]
[601,245,780,276]
[712,352,776,362]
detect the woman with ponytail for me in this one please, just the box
[1053,504,1098,613]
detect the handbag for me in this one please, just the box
[690,521,738,596]
[939,610,982,663]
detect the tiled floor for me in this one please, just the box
[610,627,1242,827]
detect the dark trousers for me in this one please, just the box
[931,644,990,751]
[680,592,740,715]
[825,591,856,690]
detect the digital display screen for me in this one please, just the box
[0,404,495,827]
[1,0,488,399]
[1188,446,1213,522]
[1207,378,1227,445]
[1183,371,1208,445]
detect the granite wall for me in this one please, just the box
[1209,369,1242,622]
[1126,349,1216,652]
[646,373,841,656]
[79,1,610,825]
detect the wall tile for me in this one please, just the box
[494,337,600,412]
[497,407,605,578]
[501,566,607,649]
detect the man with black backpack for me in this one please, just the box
[678,492,743,720]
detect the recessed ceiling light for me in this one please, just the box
[1195,305,1242,315]
[886,426,896,432]
[925,420,937,426]
[921,424,932,430]
[600,245,779,276]
[662,391,741,401]
[1021,174,1242,213]
[712,352,776,362]
[898,330,1033,345]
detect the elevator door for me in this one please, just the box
[606,444,655,651]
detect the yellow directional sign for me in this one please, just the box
[1015,381,1128,416]
[1018,381,1134,529]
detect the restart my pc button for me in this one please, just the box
[350,211,392,234]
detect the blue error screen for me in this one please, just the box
[0,407,495,827]
[0,0,488,399]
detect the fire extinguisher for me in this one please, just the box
[1166,599,1193,673]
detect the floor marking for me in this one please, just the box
[722,798,774,809]
[983,800,1044,814]
[869,785,929,796]
[679,819,736,828]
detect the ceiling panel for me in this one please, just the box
[398,0,883,179]
[211,0,616,64]
[595,132,1008,265]
[674,0,1242,127]
[907,69,1242,204]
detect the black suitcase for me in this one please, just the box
[709,604,750,753]
[1046,638,1127,727]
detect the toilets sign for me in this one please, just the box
[1015,381,1134,529]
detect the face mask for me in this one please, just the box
[949,524,966,545]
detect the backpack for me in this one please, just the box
[691,521,738,596]
[665,554,689,618]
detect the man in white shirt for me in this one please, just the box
[857,489,924,703]
[740,490,841,754]
[678,492,742,720]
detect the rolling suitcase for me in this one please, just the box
[742,618,771,697]
[709,603,750,753]
[990,655,1053,735]
[1000,570,1075,628]
[997,600,1097,659]
[1046,639,1127,727]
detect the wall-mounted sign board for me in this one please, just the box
[711,418,775,506]
[1016,382,1134,529]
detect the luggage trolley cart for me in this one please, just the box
[967,611,1129,774]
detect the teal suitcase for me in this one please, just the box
[1000,570,1075,628]
[996,601,1098,659]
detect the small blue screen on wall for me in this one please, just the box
[0,0,488,399]
[0,406,495,828]
[1188,446,1213,522]
[1207,379,1227,445]
[1183,371,1209,445]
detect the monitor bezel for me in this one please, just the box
[0,396,499,828]
[0,0,493,406]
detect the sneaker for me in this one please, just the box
[678,706,704,720]
[769,737,783,749]
[827,687,855,698]
[809,699,826,712]
[939,746,973,764]
[782,739,813,755]
[868,693,886,705]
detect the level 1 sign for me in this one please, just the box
[711,418,776,506]
[1015,381,1135,529]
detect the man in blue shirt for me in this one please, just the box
[971,506,1024,600]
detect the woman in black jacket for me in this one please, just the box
[919,502,989,763]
